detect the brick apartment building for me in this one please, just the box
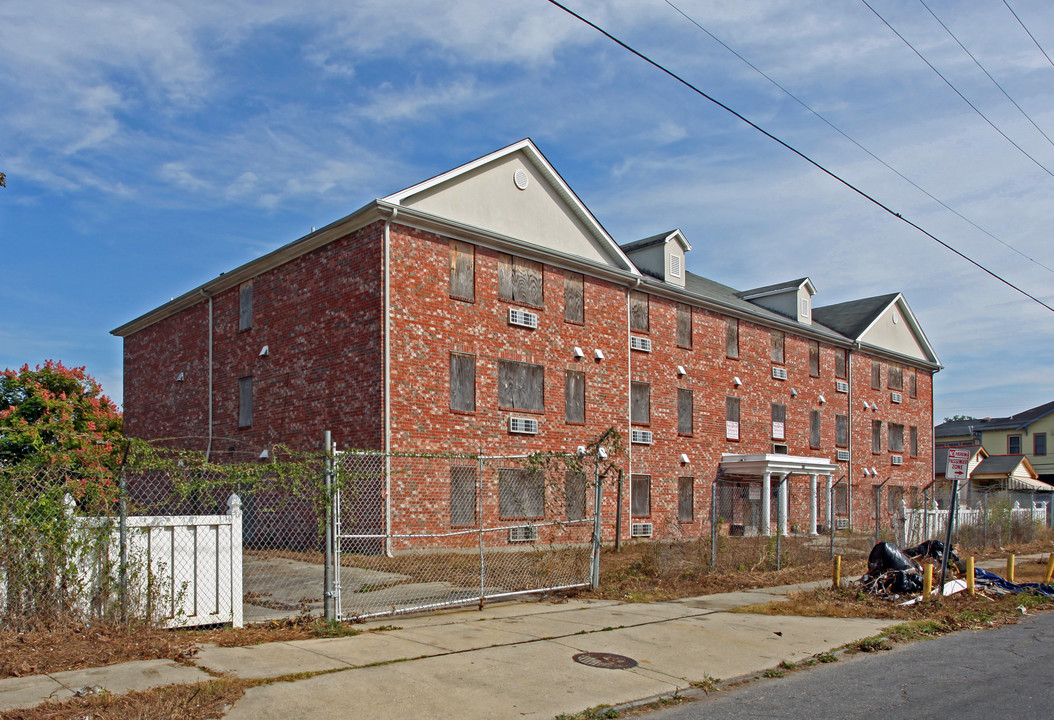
[113,139,940,545]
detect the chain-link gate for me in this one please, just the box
[330,452,599,620]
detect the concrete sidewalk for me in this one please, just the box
[0,580,901,718]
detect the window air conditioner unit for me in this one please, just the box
[836,449,851,462]
[772,367,788,381]
[508,308,539,329]
[630,522,653,538]
[509,417,539,435]
[891,454,903,465]
[772,444,789,455]
[631,429,653,445]
[630,335,652,352]
[836,518,849,530]
[835,380,849,394]
[508,526,538,543]
[891,392,902,404]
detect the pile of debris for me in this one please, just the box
[859,539,1054,601]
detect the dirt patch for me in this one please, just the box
[2,678,248,720]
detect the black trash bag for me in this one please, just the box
[864,542,923,594]
[904,539,962,570]
[868,542,920,576]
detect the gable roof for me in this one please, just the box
[383,138,637,272]
[934,418,986,438]
[813,292,940,366]
[934,445,987,474]
[972,454,1037,478]
[982,400,1054,431]
[812,293,899,338]
[621,229,692,254]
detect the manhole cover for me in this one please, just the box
[572,652,638,670]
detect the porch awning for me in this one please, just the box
[719,453,836,479]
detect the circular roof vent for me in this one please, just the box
[513,168,530,191]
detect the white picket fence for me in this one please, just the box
[120,494,244,628]
[900,500,1048,546]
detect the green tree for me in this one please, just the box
[0,361,123,481]
[942,414,977,423]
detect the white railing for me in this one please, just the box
[900,500,1047,546]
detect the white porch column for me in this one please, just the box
[825,475,834,531]
[809,474,819,536]
[762,473,772,536]
[778,473,790,536]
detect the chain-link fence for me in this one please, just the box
[901,488,1053,549]
[331,452,596,620]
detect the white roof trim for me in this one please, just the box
[740,278,817,301]
[383,138,639,274]
[720,453,836,477]
[667,229,692,252]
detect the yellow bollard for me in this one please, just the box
[833,555,842,588]
[966,557,975,596]
[1044,554,1054,585]
[1007,554,1016,583]
[923,563,933,599]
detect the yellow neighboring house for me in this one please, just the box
[935,400,1054,485]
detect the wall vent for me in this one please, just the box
[669,254,682,278]
[508,308,539,329]
[772,367,788,381]
[835,380,849,394]
[891,392,903,404]
[508,525,537,543]
[630,335,652,352]
[630,522,653,538]
[891,454,903,466]
[630,429,653,445]
[836,518,849,530]
[836,449,851,462]
[509,417,539,435]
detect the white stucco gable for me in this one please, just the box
[383,139,636,271]
[858,294,939,365]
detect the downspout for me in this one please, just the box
[847,343,855,529]
[383,207,397,558]
[201,289,214,461]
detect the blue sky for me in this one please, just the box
[3,0,1053,421]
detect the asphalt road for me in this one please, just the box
[644,611,1054,720]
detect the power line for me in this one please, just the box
[542,0,1054,314]
[662,0,1054,276]
[919,0,1054,150]
[860,0,1054,179]
[1003,0,1054,70]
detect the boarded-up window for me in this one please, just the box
[726,317,739,359]
[565,370,585,423]
[678,388,693,435]
[678,477,694,522]
[910,426,918,457]
[631,474,651,517]
[449,240,475,301]
[888,364,903,391]
[631,382,650,425]
[771,403,786,440]
[872,419,883,453]
[498,468,544,519]
[810,410,821,449]
[809,341,820,377]
[498,360,544,412]
[677,303,692,348]
[565,471,587,521]
[887,486,905,513]
[239,281,253,331]
[564,272,584,323]
[771,331,785,364]
[836,414,848,448]
[726,396,740,440]
[909,368,918,398]
[835,349,847,379]
[450,466,477,526]
[889,423,904,453]
[871,360,882,389]
[238,376,253,428]
[450,353,475,412]
[835,484,849,515]
[629,291,649,332]
[498,254,543,308]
